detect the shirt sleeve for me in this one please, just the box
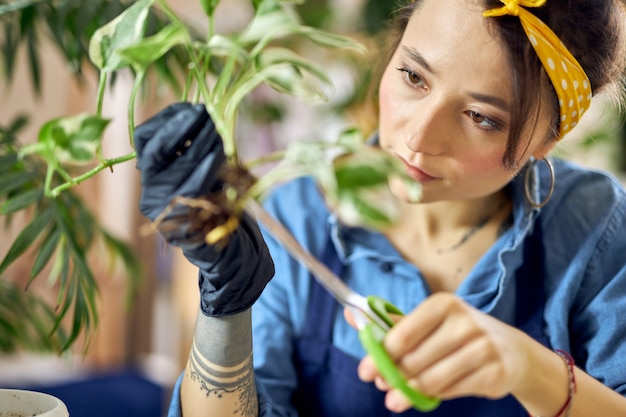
[569,192,626,394]
[542,166,626,395]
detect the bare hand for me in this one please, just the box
[348,292,533,413]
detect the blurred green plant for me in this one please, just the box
[0,114,141,352]
[0,0,189,95]
[0,0,420,354]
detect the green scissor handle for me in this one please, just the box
[357,295,441,412]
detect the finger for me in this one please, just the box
[409,336,491,399]
[357,355,379,382]
[394,306,482,379]
[374,375,392,392]
[385,387,414,413]
[136,104,225,188]
[384,293,467,361]
[383,293,449,360]
[174,136,226,198]
[138,104,212,171]
[135,102,194,158]
[343,308,357,329]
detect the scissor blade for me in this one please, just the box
[246,199,390,331]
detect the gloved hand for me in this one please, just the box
[135,102,275,317]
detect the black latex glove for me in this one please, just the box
[135,102,274,317]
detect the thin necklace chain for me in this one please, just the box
[436,199,507,254]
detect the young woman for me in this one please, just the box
[135,0,626,416]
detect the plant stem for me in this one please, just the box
[157,0,239,161]
[43,164,55,197]
[208,11,215,42]
[49,152,137,197]
[244,149,287,170]
[127,71,146,148]
[96,72,107,117]
[95,73,109,164]
[182,70,193,102]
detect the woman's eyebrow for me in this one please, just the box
[468,92,510,112]
[401,45,510,111]
[401,46,435,75]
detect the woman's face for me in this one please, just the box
[379,0,554,204]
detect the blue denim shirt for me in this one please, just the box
[168,158,626,417]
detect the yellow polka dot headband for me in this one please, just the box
[483,0,592,138]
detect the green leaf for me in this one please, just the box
[202,35,250,63]
[0,171,36,195]
[225,62,326,121]
[29,228,61,284]
[334,127,366,150]
[199,0,221,17]
[1,188,42,214]
[116,23,188,69]
[293,26,367,54]
[257,47,332,87]
[102,231,142,305]
[49,241,70,311]
[264,64,328,102]
[6,114,30,136]
[335,187,399,229]
[335,164,389,189]
[0,207,53,276]
[0,155,18,173]
[314,143,422,228]
[26,22,42,95]
[238,6,299,45]
[0,0,41,15]
[36,113,110,164]
[0,280,67,353]
[251,0,280,14]
[102,232,141,277]
[88,0,154,71]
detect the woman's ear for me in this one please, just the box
[532,137,558,160]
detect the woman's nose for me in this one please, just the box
[404,98,449,155]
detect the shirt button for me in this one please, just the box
[380,262,394,273]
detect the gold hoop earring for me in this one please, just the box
[524,157,555,208]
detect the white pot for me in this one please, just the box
[0,389,69,417]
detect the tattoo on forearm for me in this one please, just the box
[188,340,257,416]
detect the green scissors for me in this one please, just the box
[247,200,441,412]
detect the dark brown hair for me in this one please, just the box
[375,0,626,168]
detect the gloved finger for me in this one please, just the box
[135,102,194,158]
[173,136,227,198]
[136,103,218,178]
[137,146,225,223]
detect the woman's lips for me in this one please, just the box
[399,156,437,182]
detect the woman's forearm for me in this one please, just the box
[514,334,626,416]
[181,309,258,417]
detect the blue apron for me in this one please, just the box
[292,224,548,416]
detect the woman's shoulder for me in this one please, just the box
[541,159,626,276]
[548,159,626,221]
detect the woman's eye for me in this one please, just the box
[396,68,425,87]
[469,110,501,131]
